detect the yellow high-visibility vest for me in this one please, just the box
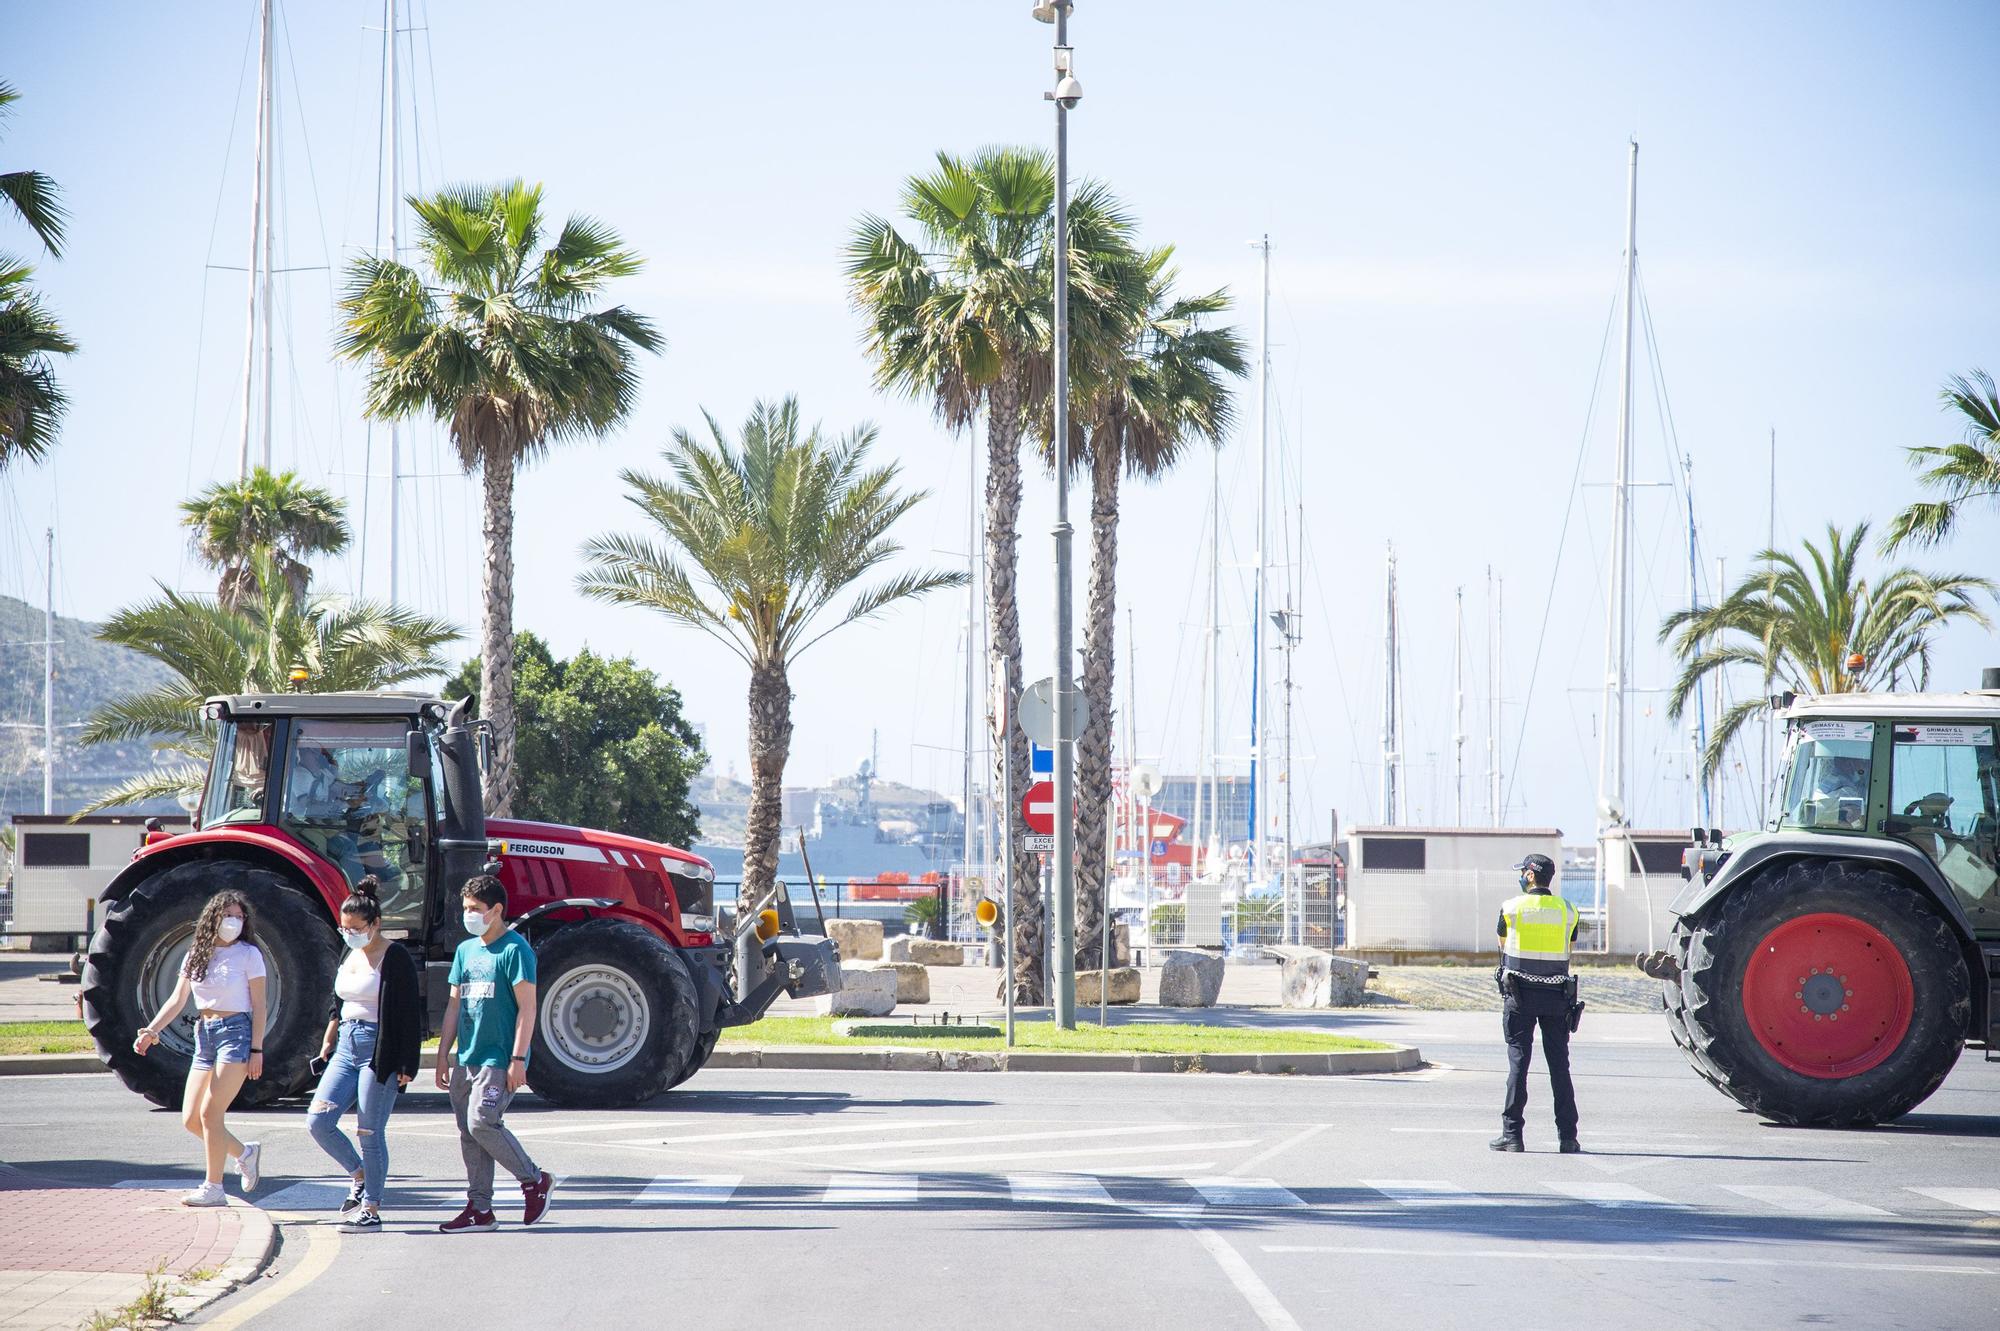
[1500,890,1577,979]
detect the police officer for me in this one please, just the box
[1491,853,1582,1153]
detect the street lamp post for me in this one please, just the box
[1035,0,1082,1029]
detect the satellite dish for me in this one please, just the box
[1130,764,1162,800]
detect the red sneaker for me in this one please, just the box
[438,1205,497,1234]
[521,1171,554,1226]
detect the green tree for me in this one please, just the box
[1661,522,1994,778]
[0,82,73,471]
[81,553,458,810]
[1070,248,1245,964]
[446,632,707,848]
[338,179,662,818]
[179,467,352,609]
[577,397,963,927]
[1,82,67,256]
[847,147,1123,1003]
[1883,370,2000,554]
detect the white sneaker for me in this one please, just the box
[235,1141,262,1192]
[181,1181,226,1208]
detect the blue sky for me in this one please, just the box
[4,1,1997,844]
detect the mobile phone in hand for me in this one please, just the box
[309,1055,330,1078]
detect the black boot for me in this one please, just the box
[1489,1133,1524,1153]
[1559,1138,1582,1154]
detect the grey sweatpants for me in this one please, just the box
[448,1063,539,1212]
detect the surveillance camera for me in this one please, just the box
[1054,74,1082,107]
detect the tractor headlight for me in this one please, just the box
[680,913,716,934]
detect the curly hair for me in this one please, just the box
[183,889,255,982]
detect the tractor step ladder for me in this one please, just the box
[1985,945,2000,1063]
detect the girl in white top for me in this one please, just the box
[135,889,267,1207]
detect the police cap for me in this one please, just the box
[1511,853,1557,886]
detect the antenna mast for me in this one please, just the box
[235,0,274,478]
[1596,139,1640,906]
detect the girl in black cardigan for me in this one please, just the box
[305,876,422,1231]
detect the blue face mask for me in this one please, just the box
[1519,874,1534,892]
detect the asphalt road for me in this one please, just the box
[3,1012,1997,1330]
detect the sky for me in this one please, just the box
[4,0,1998,847]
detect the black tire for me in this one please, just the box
[81,860,339,1108]
[667,1029,720,1090]
[1677,859,1969,1127]
[526,919,700,1107]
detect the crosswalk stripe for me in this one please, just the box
[113,1179,197,1190]
[878,1139,1257,1170]
[1361,1180,1499,1207]
[1009,1173,1115,1206]
[642,1120,957,1147]
[1190,1176,1307,1209]
[823,1174,918,1205]
[256,1181,350,1211]
[1721,1184,1890,1216]
[633,1174,742,1206]
[1908,1187,2000,1216]
[769,1123,1215,1157]
[1546,1182,1681,1208]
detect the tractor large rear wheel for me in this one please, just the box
[1678,859,1968,1126]
[527,919,700,1107]
[81,861,339,1108]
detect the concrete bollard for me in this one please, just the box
[825,918,884,961]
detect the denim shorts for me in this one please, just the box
[190,1012,253,1070]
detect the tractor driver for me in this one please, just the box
[212,723,274,824]
[1811,755,1871,827]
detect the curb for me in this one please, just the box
[164,1195,279,1322]
[710,1043,1423,1075]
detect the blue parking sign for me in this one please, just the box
[1030,744,1053,774]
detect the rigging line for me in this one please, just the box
[1302,524,1373,823]
[1500,272,1623,818]
[418,0,450,180]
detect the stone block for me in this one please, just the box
[1157,949,1226,1007]
[883,935,964,966]
[1076,967,1141,1005]
[814,965,897,1016]
[825,918,883,961]
[855,960,930,1004]
[1271,947,1369,1008]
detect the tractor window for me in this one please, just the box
[1773,721,1874,832]
[202,721,276,827]
[1887,724,2000,933]
[280,720,429,931]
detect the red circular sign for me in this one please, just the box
[1020,780,1057,835]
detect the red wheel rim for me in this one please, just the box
[1741,912,1913,1078]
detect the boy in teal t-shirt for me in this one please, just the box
[436,877,553,1232]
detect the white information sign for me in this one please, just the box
[1893,724,1995,747]
[1801,720,1875,743]
[1023,834,1055,852]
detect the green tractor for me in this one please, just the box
[1648,675,2000,1126]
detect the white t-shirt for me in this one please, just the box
[186,941,265,1014]
[335,948,383,1023]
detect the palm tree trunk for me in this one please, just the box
[479,447,518,816]
[742,658,794,920]
[1074,435,1120,968]
[985,377,1045,1006]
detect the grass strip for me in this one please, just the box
[719,1016,1386,1054]
[0,1019,92,1055]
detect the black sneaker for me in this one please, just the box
[339,1210,383,1234]
[338,1181,366,1218]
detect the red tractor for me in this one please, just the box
[80,691,840,1108]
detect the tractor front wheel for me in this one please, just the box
[527,919,700,1107]
[1677,859,1968,1126]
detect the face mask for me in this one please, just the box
[217,917,244,943]
[463,909,490,935]
[341,928,373,950]
[1519,874,1532,892]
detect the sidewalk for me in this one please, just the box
[0,1168,272,1329]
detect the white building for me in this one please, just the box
[5,815,188,949]
[1342,825,1564,957]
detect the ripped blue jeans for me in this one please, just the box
[305,1020,398,1208]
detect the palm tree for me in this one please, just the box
[1070,249,1246,965]
[0,258,73,470]
[847,147,1121,1002]
[179,467,352,609]
[577,397,963,923]
[337,179,661,816]
[1,82,67,257]
[1661,522,1994,778]
[1883,370,2000,554]
[82,552,458,810]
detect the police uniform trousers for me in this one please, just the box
[1501,978,1577,1139]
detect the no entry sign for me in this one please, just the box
[1020,780,1057,835]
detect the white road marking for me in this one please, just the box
[1721,1184,1891,1216]
[1545,1181,1681,1208]
[1231,1124,1330,1175]
[1388,1127,1497,1134]
[1362,1179,1499,1207]
[633,1174,742,1206]
[113,1179,193,1190]
[823,1173,918,1205]
[1085,1161,1220,1178]
[1260,1244,1997,1277]
[1187,1224,1303,1330]
[768,1123,1217,1157]
[629,1119,956,1147]
[257,1181,350,1212]
[1009,1173,1115,1206]
[1190,1176,1307,1209]
[1909,1187,2000,1216]
[876,1139,1258,1169]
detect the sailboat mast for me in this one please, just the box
[1380,544,1399,824]
[385,0,403,604]
[962,431,976,930]
[1684,452,1707,831]
[1453,587,1465,826]
[1205,434,1221,871]
[1597,138,1640,903]
[235,0,273,479]
[42,528,53,814]
[1249,235,1271,882]
[1488,567,1503,826]
[258,24,276,472]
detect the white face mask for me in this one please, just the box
[463,909,491,935]
[341,928,373,950]
[217,916,244,943]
